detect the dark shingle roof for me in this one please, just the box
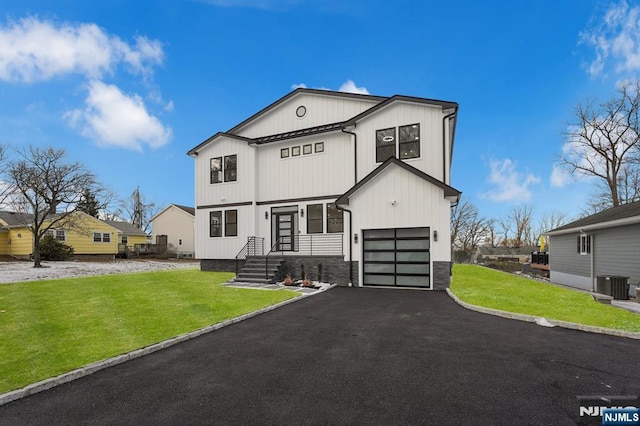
[548,201,640,233]
[187,88,459,156]
[477,246,538,256]
[174,204,195,216]
[102,220,147,236]
[0,211,33,227]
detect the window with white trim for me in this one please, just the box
[578,234,591,255]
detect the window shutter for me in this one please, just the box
[587,235,591,253]
[577,235,580,253]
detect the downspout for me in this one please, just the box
[342,126,357,184]
[442,107,458,184]
[339,126,358,286]
[590,235,595,292]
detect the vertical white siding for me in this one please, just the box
[195,205,255,259]
[347,165,452,264]
[236,93,378,138]
[256,132,355,202]
[194,137,256,207]
[353,102,446,182]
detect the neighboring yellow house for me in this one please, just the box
[102,220,149,248]
[0,211,148,259]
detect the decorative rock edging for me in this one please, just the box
[0,284,336,407]
[446,288,640,340]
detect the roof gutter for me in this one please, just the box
[546,215,640,236]
[442,106,458,184]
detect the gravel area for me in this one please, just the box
[0,260,199,284]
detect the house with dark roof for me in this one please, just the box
[188,87,461,289]
[150,204,195,256]
[0,211,147,259]
[546,201,640,297]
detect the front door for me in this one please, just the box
[275,212,295,251]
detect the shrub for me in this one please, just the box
[39,235,75,260]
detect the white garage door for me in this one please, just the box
[362,227,430,288]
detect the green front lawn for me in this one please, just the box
[451,264,640,333]
[0,269,297,394]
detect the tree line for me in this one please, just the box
[453,79,640,253]
[0,145,158,267]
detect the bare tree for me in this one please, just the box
[451,200,476,249]
[509,206,535,248]
[119,185,157,233]
[451,200,489,251]
[536,211,567,236]
[3,146,100,267]
[560,80,640,210]
[497,216,512,247]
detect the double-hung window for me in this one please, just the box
[210,154,237,183]
[307,204,323,234]
[578,234,591,255]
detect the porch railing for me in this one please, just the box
[265,234,343,279]
[531,251,548,265]
[235,236,265,275]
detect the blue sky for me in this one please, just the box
[0,0,638,225]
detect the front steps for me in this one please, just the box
[231,256,283,284]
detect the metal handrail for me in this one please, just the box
[264,234,344,279]
[235,236,264,275]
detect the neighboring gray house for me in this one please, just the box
[546,202,640,296]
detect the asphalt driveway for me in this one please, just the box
[1,287,638,425]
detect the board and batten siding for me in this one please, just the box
[347,165,452,264]
[354,102,447,184]
[194,136,256,208]
[235,93,378,139]
[194,205,255,259]
[256,132,354,202]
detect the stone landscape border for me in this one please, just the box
[446,288,640,340]
[0,285,335,407]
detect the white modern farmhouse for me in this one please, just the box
[188,88,461,289]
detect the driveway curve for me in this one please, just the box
[0,287,638,425]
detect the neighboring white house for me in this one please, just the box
[187,87,460,289]
[150,204,196,256]
[546,201,640,297]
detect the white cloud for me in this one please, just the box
[65,80,172,151]
[338,80,369,95]
[291,80,369,94]
[550,164,571,187]
[481,159,540,203]
[580,0,640,77]
[0,16,163,83]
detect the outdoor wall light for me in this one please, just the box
[354,233,358,244]
[389,200,397,206]
[265,211,269,220]
[300,208,304,217]
[434,230,438,242]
